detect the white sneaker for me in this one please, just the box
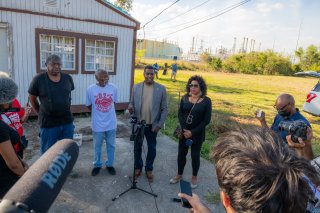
[191,183,198,189]
[169,176,182,184]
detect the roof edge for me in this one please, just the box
[95,0,140,29]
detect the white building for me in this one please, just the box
[0,0,140,112]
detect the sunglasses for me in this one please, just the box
[274,102,290,111]
[189,84,199,88]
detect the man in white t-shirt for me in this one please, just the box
[86,69,118,176]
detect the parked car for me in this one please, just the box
[294,71,320,116]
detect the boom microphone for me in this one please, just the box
[0,139,79,213]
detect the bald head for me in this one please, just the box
[275,93,296,117]
[276,93,295,105]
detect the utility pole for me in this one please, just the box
[293,20,302,64]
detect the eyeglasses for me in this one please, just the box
[274,102,290,111]
[189,84,199,88]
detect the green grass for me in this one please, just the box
[134,69,320,158]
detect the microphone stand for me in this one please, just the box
[112,120,157,201]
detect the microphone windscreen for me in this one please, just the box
[3,139,79,213]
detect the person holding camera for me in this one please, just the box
[86,69,118,176]
[179,128,320,213]
[0,72,28,198]
[128,65,168,182]
[170,75,212,189]
[255,93,313,160]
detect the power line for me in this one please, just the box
[145,0,211,30]
[144,0,250,34]
[142,0,181,29]
[149,0,251,40]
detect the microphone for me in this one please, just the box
[0,139,79,213]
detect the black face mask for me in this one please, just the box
[278,109,291,117]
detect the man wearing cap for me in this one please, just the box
[28,55,74,154]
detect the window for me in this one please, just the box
[36,29,117,74]
[39,34,76,70]
[84,39,116,73]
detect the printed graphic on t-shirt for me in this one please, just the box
[94,93,113,112]
[1,113,22,131]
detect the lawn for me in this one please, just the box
[134,69,320,158]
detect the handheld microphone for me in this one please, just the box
[0,139,79,213]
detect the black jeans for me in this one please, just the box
[177,138,202,176]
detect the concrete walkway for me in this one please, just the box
[25,116,224,213]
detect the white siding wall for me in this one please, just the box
[0,10,135,106]
[0,0,137,27]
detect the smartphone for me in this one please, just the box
[26,97,30,107]
[180,180,192,208]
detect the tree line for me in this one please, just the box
[201,45,320,75]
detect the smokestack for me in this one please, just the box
[241,37,245,53]
[191,37,195,52]
[232,37,237,54]
[245,37,249,53]
[252,40,255,52]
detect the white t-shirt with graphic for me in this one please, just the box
[86,83,118,132]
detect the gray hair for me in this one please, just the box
[45,54,61,66]
[0,71,18,104]
[95,69,108,77]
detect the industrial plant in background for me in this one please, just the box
[136,39,182,59]
[184,36,262,62]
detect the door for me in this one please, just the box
[0,23,9,73]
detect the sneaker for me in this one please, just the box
[107,166,116,175]
[134,169,141,179]
[91,167,101,176]
[169,176,182,184]
[146,171,154,183]
[191,178,198,189]
[191,182,198,189]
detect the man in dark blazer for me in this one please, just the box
[128,65,168,182]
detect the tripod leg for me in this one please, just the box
[112,187,133,201]
[135,187,158,197]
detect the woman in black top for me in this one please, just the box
[170,75,212,188]
[0,72,28,198]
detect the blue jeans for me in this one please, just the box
[93,129,116,168]
[40,122,74,154]
[134,126,157,172]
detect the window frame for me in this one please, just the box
[35,29,79,74]
[81,35,118,75]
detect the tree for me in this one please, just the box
[294,45,320,71]
[114,0,133,12]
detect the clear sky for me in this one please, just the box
[124,0,320,56]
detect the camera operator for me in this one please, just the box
[179,128,320,213]
[255,93,313,160]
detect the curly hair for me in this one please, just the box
[185,75,207,97]
[211,127,319,213]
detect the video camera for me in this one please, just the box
[129,116,146,141]
[278,120,308,143]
